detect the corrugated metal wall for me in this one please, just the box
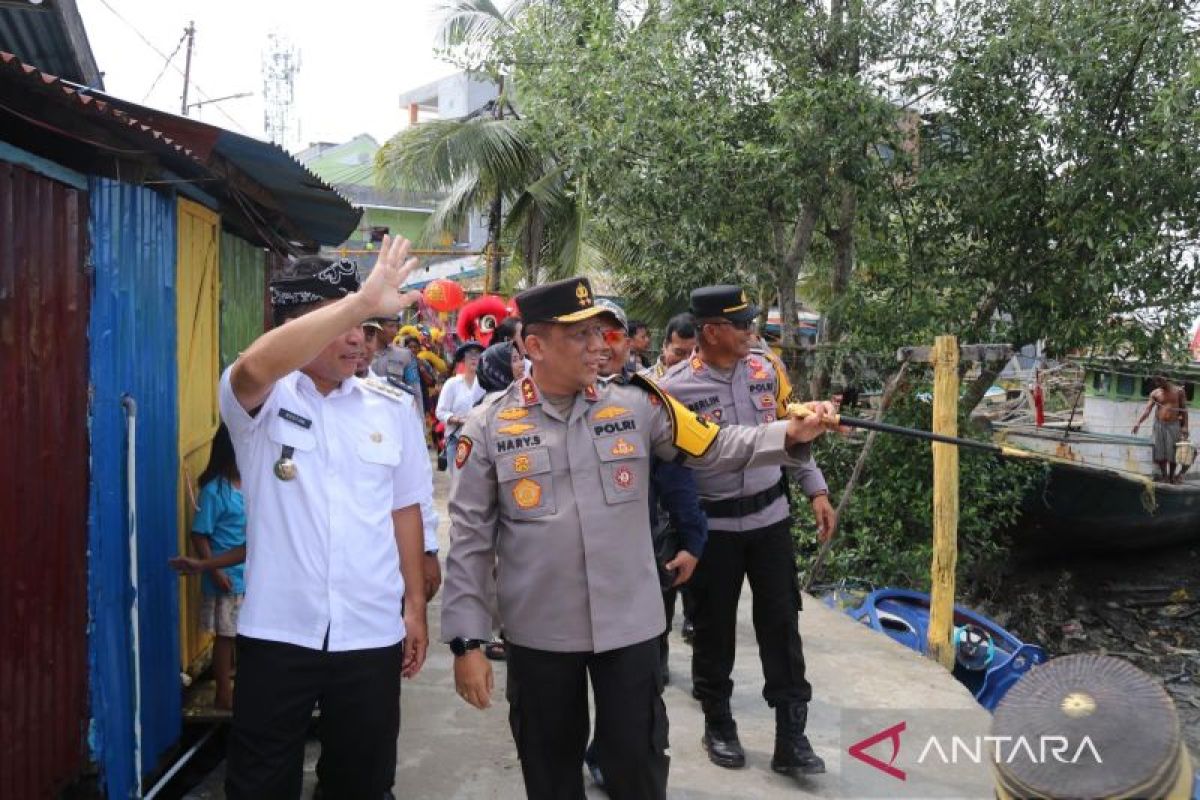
[218,231,266,369]
[0,162,90,798]
[88,178,182,798]
[176,199,221,672]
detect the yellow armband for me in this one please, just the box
[630,373,719,458]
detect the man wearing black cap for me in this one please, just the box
[220,239,430,799]
[661,284,834,780]
[440,277,837,800]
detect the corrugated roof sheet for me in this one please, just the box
[0,51,361,246]
[0,0,101,88]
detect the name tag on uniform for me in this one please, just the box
[278,408,313,429]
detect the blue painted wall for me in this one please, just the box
[87,178,182,798]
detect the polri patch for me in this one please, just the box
[512,478,543,509]
[278,408,312,429]
[455,436,474,469]
[611,437,636,456]
[613,465,635,489]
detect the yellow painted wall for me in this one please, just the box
[176,199,221,672]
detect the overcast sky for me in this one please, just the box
[77,0,459,150]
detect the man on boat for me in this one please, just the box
[1132,374,1190,483]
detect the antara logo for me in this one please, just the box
[847,722,1102,781]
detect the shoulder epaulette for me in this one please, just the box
[629,373,719,458]
[362,376,415,404]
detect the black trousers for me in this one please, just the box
[225,635,403,800]
[690,518,812,709]
[507,637,669,800]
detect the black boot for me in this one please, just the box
[771,703,825,775]
[701,701,745,769]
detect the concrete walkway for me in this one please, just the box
[189,467,994,799]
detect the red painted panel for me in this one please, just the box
[0,162,90,797]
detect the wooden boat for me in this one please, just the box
[992,358,1200,551]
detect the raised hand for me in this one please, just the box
[358,235,421,318]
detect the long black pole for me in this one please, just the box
[834,414,1002,453]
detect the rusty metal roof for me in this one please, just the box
[0,0,101,88]
[0,50,361,246]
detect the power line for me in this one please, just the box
[95,0,250,134]
[141,28,188,101]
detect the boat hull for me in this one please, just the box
[1014,460,1200,551]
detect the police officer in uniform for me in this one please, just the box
[441,277,836,800]
[661,285,835,779]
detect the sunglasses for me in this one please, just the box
[601,329,627,345]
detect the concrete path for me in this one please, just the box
[189,466,994,799]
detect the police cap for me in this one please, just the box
[690,285,758,323]
[514,277,616,326]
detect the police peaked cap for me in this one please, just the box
[514,277,619,326]
[690,284,759,323]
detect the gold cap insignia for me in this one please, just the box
[576,281,591,307]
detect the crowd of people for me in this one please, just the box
[169,235,842,800]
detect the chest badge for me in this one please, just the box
[273,447,298,481]
[611,437,636,457]
[498,407,529,421]
[760,394,776,409]
[613,465,635,490]
[370,431,383,443]
[512,478,543,509]
[594,405,630,420]
[513,454,532,474]
[498,422,536,436]
[752,369,769,380]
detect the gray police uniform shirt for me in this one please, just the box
[661,352,828,532]
[441,375,815,654]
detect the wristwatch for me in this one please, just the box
[424,549,438,556]
[449,637,485,657]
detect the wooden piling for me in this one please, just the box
[928,335,959,669]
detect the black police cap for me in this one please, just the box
[690,285,759,323]
[514,277,615,326]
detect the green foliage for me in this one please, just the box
[793,387,1045,593]
[496,0,1200,359]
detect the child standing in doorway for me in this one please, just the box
[171,423,246,710]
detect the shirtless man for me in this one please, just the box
[1133,375,1190,483]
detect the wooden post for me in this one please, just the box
[928,335,959,669]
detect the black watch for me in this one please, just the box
[449,637,484,657]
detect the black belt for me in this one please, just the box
[702,476,788,519]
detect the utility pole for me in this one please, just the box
[180,21,195,116]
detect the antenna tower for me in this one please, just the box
[262,33,301,147]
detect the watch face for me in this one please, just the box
[450,638,467,656]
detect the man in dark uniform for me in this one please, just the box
[662,285,835,780]
[440,278,837,800]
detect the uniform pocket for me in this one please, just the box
[356,440,401,466]
[496,448,557,519]
[268,417,317,451]
[592,435,647,505]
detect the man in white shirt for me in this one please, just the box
[221,238,428,799]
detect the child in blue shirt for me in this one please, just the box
[171,423,246,710]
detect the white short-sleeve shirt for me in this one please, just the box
[219,367,430,651]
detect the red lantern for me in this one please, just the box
[423,279,466,313]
